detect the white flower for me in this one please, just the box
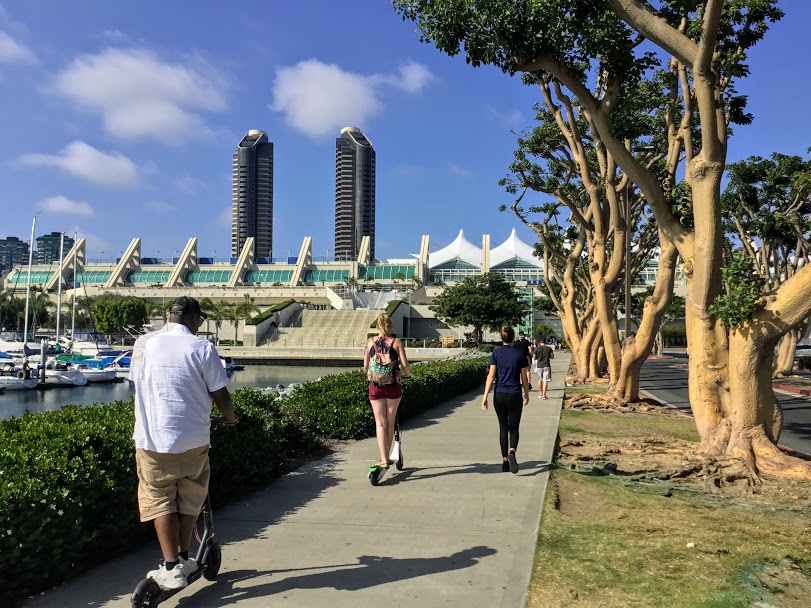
[57,510,64,516]
[6,530,11,535]
[40,499,46,503]
[50,504,56,510]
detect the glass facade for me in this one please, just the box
[6,270,53,285]
[303,269,350,283]
[73,270,112,284]
[127,270,172,284]
[186,269,232,284]
[245,269,293,283]
[359,264,415,280]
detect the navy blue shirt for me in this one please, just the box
[490,346,527,394]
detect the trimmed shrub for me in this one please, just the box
[283,356,489,440]
[368,300,405,327]
[661,326,687,346]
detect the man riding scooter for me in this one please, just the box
[130,296,238,590]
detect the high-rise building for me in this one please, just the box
[231,130,274,260]
[35,232,73,265]
[0,236,29,277]
[335,127,375,261]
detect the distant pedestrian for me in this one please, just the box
[530,339,539,376]
[482,326,530,474]
[548,336,558,350]
[364,313,411,473]
[513,331,533,368]
[534,337,554,399]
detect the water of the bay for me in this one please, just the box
[0,364,359,420]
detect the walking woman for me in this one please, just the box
[364,313,411,474]
[482,326,530,473]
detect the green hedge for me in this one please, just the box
[661,326,687,346]
[0,356,487,606]
[245,299,296,325]
[283,356,488,439]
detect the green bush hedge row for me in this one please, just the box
[0,355,487,606]
[660,326,687,346]
[245,299,296,325]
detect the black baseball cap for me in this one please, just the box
[169,296,206,319]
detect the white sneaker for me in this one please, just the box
[147,563,188,590]
[180,556,198,575]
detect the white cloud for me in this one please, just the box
[38,195,95,218]
[270,59,435,139]
[67,227,112,256]
[485,105,524,128]
[372,61,436,93]
[216,207,231,228]
[102,29,128,42]
[394,164,425,177]
[0,30,34,64]
[19,141,141,188]
[448,163,472,177]
[145,200,175,214]
[53,48,227,143]
[173,174,206,195]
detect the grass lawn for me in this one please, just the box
[528,402,811,607]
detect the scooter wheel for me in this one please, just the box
[369,467,380,486]
[396,450,404,471]
[131,579,161,608]
[203,539,222,581]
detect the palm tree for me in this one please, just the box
[197,297,216,339]
[0,289,24,332]
[27,289,55,335]
[212,300,234,345]
[232,294,259,344]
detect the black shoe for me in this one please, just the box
[508,451,519,474]
[501,461,510,472]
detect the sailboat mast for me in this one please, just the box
[70,231,77,341]
[56,232,64,342]
[22,216,36,344]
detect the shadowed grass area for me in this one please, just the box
[559,409,701,442]
[528,408,811,607]
[564,384,609,395]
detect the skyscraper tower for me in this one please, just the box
[335,127,375,261]
[232,130,274,260]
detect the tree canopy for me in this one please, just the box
[430,273,525,344]
[93,298,149,336]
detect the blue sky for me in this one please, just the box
[1,1,809,263]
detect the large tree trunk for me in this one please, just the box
[614,233,678,401]
[774,329,798,377]
[573,319,601,382]
[703,331,811,478]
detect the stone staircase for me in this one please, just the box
[272,309,380,348]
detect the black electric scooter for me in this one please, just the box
[368,413,404,486]
[130,494,222,607]
[131,419,229,607]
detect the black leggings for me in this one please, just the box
[493,392,523,457]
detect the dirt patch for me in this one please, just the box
[749,559,811,608]
[554,476,605,522]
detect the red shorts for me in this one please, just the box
[368,382,403,400]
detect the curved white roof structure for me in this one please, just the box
[490,229,542,268]
[429,230,482,269]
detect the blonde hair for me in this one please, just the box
[376,313,393,336]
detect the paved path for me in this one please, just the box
[640,355,811,456]
[27,354,569,608]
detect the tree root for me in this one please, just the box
[563,392,678,415]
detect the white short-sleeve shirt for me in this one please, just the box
[132,323,229,453]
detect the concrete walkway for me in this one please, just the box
[27,354,569,608]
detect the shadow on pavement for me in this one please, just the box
[177,545,498,606]
[382,461,551,486]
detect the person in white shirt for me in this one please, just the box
[130,296,238,590]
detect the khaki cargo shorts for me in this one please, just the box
[135,445,210,522]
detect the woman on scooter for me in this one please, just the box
[364,313,411,472]
[481,326,530,473]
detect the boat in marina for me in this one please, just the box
[40,359,88,387]
[72,362,117,383]
[0,362,39,390]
